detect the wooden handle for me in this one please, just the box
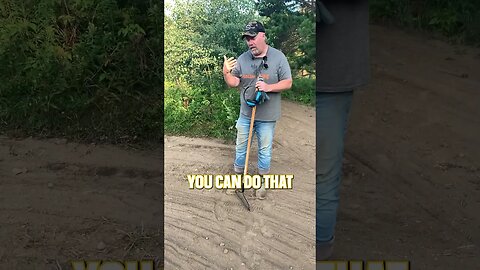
[243,106,256,176]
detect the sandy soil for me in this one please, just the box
[332,25,480,268]
[164,101,316,270]
[0,138,163,269]
[1,24,479,270]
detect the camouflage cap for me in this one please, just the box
[241,21,265,39]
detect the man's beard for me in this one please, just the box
[250,47,261,56]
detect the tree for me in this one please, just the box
[165,0,257,85]
[255,0,316,75]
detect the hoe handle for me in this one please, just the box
[243,106,256,176]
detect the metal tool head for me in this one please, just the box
[235,189,251,211]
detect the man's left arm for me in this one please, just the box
[255,54,292,93]
[263,79,292,93]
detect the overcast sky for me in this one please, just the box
[165,0,174,16]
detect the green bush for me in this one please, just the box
[164,79,239,141]
[0,0,162,143]
[282,77,315,106]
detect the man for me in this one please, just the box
[316,0,370,260]
[223,21,292,199]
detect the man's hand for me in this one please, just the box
[255,80,270,92]
[223,55,240,87]
[223,55,237,73]
[256,79,292,93]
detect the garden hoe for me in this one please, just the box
[235,74,269,211]
[235,104,256,212]
[234,55,269,211]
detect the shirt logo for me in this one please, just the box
[241,74,270,80]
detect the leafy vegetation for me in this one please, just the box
[282,77,315,106]
[370,0,480,45]
[0,0,162,143]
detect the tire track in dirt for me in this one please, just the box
[0,136,163,269]
[165,101,316,269]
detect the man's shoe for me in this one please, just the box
[255,180,267,200]
[226,167,243,195]
[316,236,334,261]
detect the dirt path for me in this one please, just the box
[0,138,163,269]
[334,25,480,269]
[164,101,316,269]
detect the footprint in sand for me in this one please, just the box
[240,230,257,259]
[260,225,274,238]
[256,216,274,238]
[213,200,228,221]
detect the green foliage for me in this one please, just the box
[370,0,480,45]
[281,77,315,106]
[164,80,239,140]
[165,0,257,84]
[256,0,316,74]
[0,0,162,143]
[164,0,255,140]
[164,16,219,85]
[165,0,315,140]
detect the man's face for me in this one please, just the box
[245,33,266,56]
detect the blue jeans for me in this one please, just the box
[316,91,353,244]
[234,115,276,175]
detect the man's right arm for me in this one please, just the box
[223,70,240,88]
[223,55,240,88]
